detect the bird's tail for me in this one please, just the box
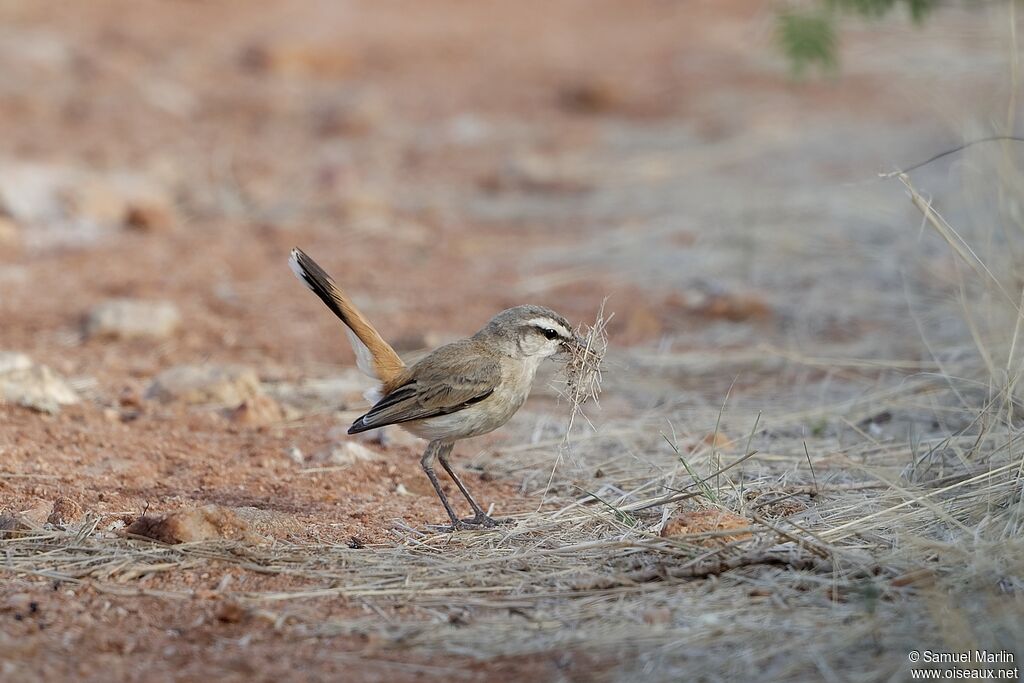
[289,248,406,388]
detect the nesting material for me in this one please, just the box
[539,304,611,484]
[558,302,611,413]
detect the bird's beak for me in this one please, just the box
[562,334,588,356]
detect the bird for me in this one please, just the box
[289,247,582,529]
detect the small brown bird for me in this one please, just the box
[289,248,582,529]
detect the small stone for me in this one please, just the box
[0,162,73,226]
[47,497,84,526]
[0,29,70,72]
[147,365,262,406]
[316,441,379,467]
[0,162,175,248]
[264,371,366,414]
[85,299,181,340]
[104,172,177,233]
[559,79,625,114]
[124,202,173,232]
[18,502,51,527]
[118,386,144,408]
[229,394,284,426]
[285,446,304,465]
[0,352,32,374]
[126,506,260,544]
[0,356,79,414]
[126,505,302,544]
[215,600,248,624]
[661,509,752,546]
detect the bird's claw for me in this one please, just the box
[461,513,500,529]
[433,513,507,532]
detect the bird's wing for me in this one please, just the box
[348,343,500,434]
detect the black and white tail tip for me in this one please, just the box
[289,248,316,292]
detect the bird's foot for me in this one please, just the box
[431,513,507,532]
[461,512,500,529]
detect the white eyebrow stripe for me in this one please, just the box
[527,317,571,338]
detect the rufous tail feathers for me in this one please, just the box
[289,248,406,389]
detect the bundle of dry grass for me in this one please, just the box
[557,300,611,416]
[536,302,611,487]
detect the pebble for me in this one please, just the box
[228,394,285,425]
[0,352,79,414]
[46,497,84,527]
[315,441,379,467]
[0,161,177,248]
[126,505,303,544]
[84,298,181,340]
[147,364,262,406]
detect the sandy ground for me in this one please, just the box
[1,1,1021,681]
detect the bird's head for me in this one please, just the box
[477,305,582,360]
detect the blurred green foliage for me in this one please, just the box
[778,0,941,76]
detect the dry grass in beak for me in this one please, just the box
[557,300,611,414]
[540,301,611,496]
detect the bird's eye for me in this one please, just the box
[539,327,559,340]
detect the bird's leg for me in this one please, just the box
[437,445,497,528]
[420,440,461,528]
